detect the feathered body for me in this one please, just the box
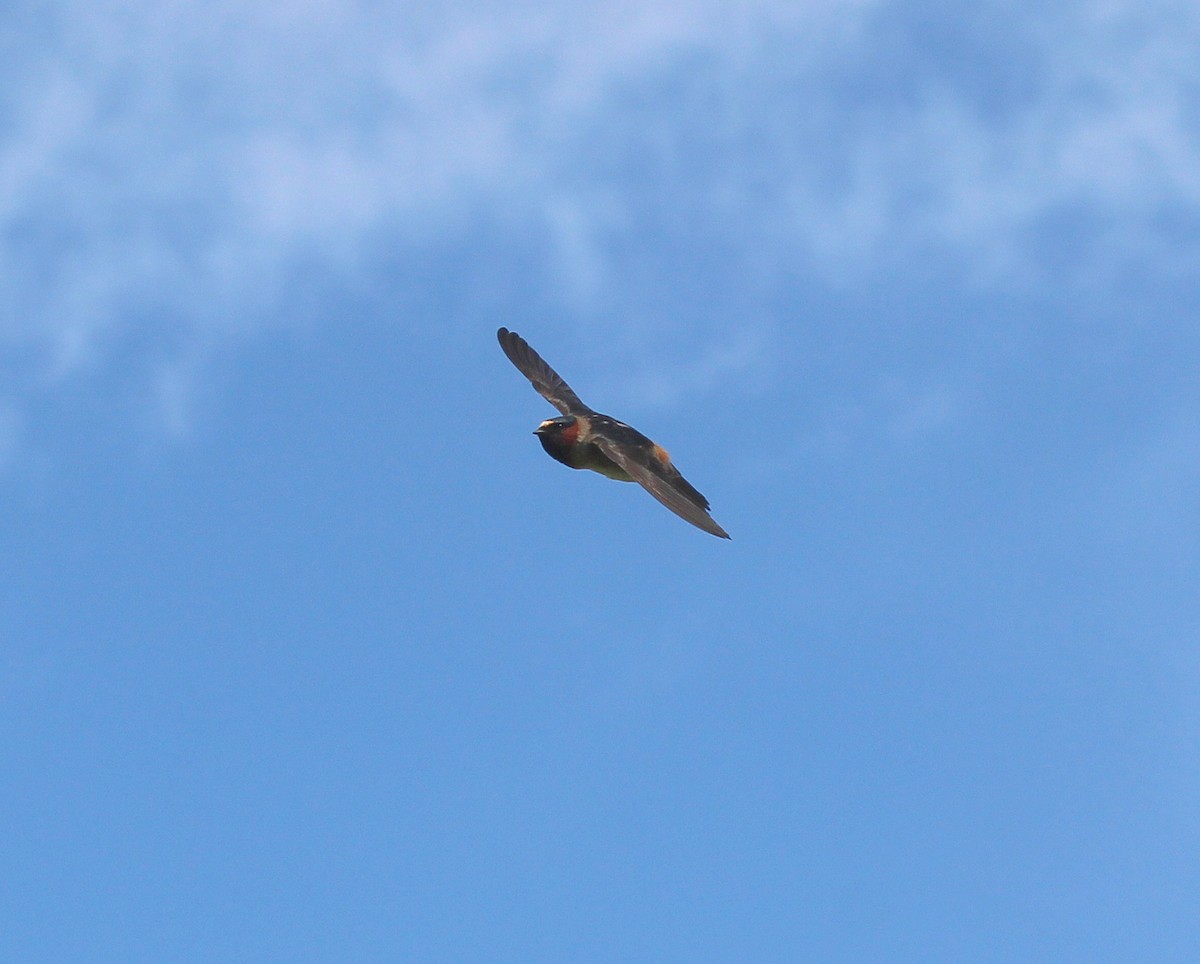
[498,328,729,538]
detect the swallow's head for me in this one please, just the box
[534,415,580,442]
[533,416,582,465]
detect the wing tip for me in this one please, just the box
[497,327,526,367]
[707,520,732,539]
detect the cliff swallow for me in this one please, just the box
[497,327,730,538]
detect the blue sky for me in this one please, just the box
[3,1,1199,960]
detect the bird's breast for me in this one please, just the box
[577,443,634,481]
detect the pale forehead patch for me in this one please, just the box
[538,418,557,430]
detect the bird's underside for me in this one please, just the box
[498,327,730,539]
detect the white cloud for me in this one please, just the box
[1,0,1197,430]
[770,8,1200,285]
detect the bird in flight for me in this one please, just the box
[497,327,730,539]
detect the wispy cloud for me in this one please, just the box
[2,0,1197,429]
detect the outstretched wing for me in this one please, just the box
[497,328,594,416]
[592,435,731,539]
